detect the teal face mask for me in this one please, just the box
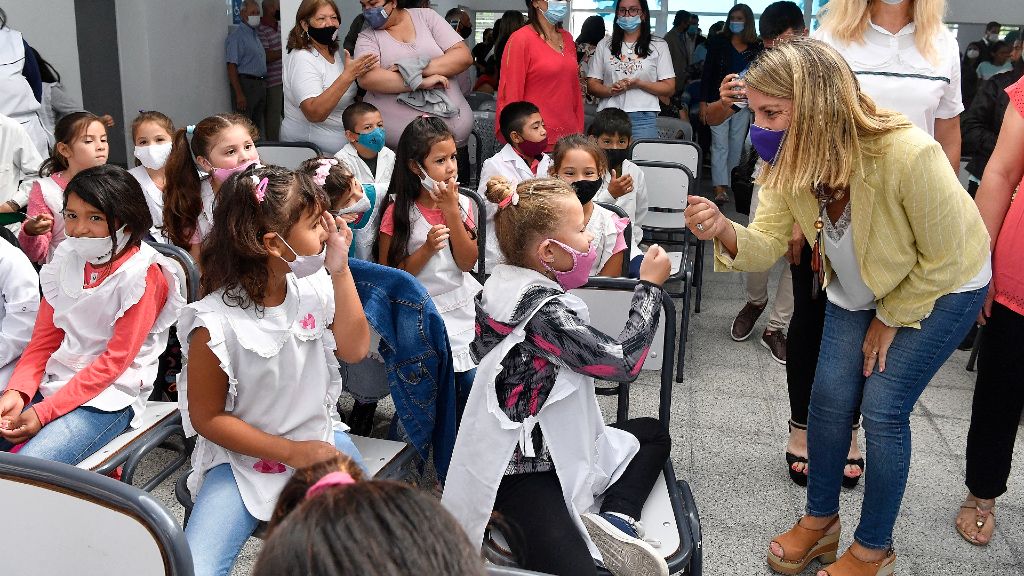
[356,127,386,153]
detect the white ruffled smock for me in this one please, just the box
[585,203,629,276]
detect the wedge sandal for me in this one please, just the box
[767,515,840,575]
[821,548,896,576]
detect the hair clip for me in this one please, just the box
[252,175,268,202]
[313,159,336,186]
[138,109,146,114]
[305,471,356,499]
[498,191,519,209]
[186,124,196,136]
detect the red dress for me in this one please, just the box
[496,26,584,151]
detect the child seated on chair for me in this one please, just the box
[442,175,673,576]
[588,107,649,277]
[336,102,394,261]
[549,134,635,278]
[477,101,552,272]
[0,165,184,464]
[0,236,39,389]
[178,165,369,576]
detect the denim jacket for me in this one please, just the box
[349,258,457,479]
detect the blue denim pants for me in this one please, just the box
[806,288,986,549]
[0,393,133,465]
[627,111,659,140]
[186,430,365,576]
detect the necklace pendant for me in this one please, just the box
[814,218,824,231]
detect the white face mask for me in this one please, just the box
[417,163,443,198]
[277,235,326,278]
[247,15,261,27]
[65,225,131,265]
[133,142,173,171]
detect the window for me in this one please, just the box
[473,11,507,44]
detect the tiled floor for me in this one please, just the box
[140,203,1024,575]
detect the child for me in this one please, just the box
[0,237,39,388]
[178,164,369,576]
[588,107,649,277]
[549,134,633,277]
[0,165,184,463]
[19,112,108,264]
[477,101,552,272]
[443,176,673,576]
[129,110,175,243]
[377,117,481,421]
[163,113,261,261]
[336,102,394,262]
[253,456,486,576]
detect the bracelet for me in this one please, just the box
[5,200,19,211]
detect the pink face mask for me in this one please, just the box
[210,158,260,184]
[540,239,598,290]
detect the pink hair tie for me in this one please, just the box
[498,192,519,209]
[251,175,268,203]
[305,471,356,499]
[313,158,338,186]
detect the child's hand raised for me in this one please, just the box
[639,244,671,286]
[285,439,341,470]
[432,177,461,212]
[426,224,451,252]
[607,170,634,198]
[321,212,352,274]
[23,214,53,236]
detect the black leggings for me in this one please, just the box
[966,302,1024,499]
[492,417,671,575]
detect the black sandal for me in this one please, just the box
[786,420,809,487]
[842,458,865,489]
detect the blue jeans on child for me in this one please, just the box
[186,430,366,576]
[627,111,659,140]
[806,288,985,550]
[0,392,133,465]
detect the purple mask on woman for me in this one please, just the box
[749,124,786,165]
[540,239,598,290]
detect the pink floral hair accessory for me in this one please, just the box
[305,471,356,499]
[498,192,519,209]
[251,175,268,203]
[313,158,338,186]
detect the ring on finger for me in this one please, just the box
[696,222,705,232]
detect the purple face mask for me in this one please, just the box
[210,159,260,184]
[540,239,598,291]
[749,124,786,165]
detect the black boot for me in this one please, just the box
[348,401,378,436]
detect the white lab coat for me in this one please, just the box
[335,143,395,261]
[0,28,50,155]
[0,238,39,387]
[595,158,647,260]
[442,264,638,560]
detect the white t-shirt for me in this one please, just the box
[281,48,358,155]
[587,36,675,113]
[815,21,963,135]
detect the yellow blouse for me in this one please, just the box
[715,126,990,328]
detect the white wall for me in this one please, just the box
[947,0,1023,25]
[116,0,233,159]
[3,0,82,106]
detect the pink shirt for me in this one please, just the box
[18,173,68,264]
[992,76,1024,316]
[496,26,584,151]
[379,200,475,236]
[355,8,474,148]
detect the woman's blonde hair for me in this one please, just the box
[485,176,574,269]
[819,0,947,65]
[743,37,913,192]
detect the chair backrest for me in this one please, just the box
[629,139,702,186]
[0,452,194,575]
[570,277,676,426]
[472,110,498,164]
[466,91,496,111]
[595,201,631,277]
[459,186,487,280]
[147,241,200,303]
[655,116,694,141]
[631,160,694,233]
[256,141,323,169]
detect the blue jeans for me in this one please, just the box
[0,393,133,465]
[806,288,986,549]
[709,106,750,187]
[186,430,366,576]
[627,111,658,140]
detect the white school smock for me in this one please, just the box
[815,21,963,135]
[0,239,39,387]
[335,143,395,261]
[596,158,647,260]
[476,144,552,273]
[37,175,67,263]
[39,242,185,427]
[585,203,629,275]
[442,264,639,561]
[128,166,168,243]
[0,112,42,210]
[178,272,348,521]
[196,179,216,243]
[0,28,50,155]
[408,198,482,371]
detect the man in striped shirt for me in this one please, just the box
[256,0,283,141]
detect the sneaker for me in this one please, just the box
[581,512,668,576]
[761,329,787,365]
[731,301,767,341]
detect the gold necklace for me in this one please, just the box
[810,185,848,299]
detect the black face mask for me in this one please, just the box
[572,179,602,205]
[460,26,472,39]
[603,148,629,169]
[274,9,280,21]
[307,25,338,45]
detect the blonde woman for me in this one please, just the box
[684,38,990,576]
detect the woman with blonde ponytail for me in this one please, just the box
[684,38,990,576]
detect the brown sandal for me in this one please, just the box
[821,548,896,576]
[767,516,840,575]
[956,497,995,546]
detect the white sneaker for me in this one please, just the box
[581,513,669,576]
